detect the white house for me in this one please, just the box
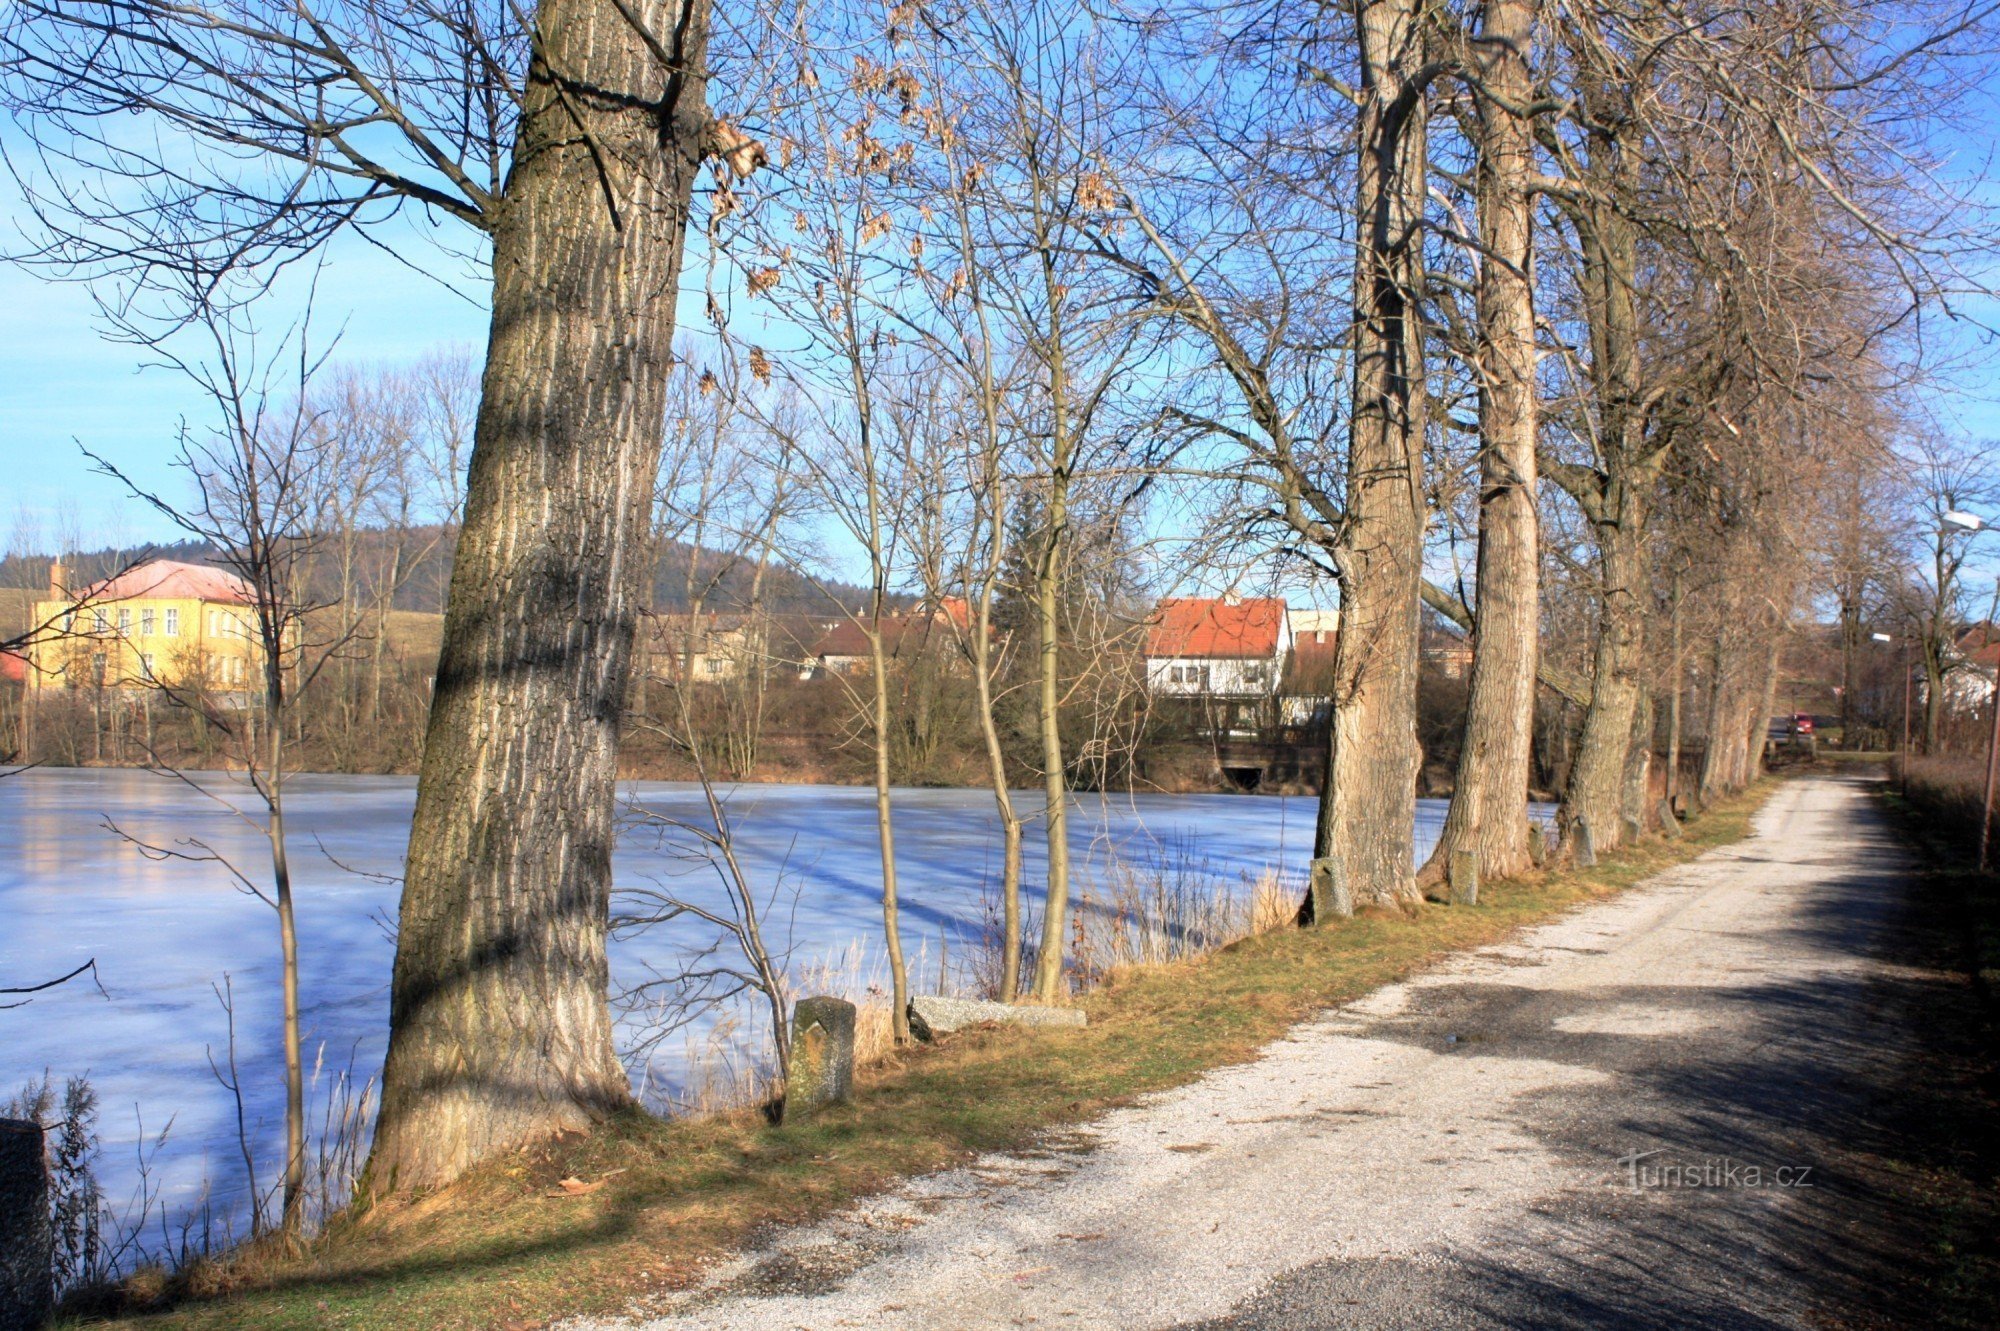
[1144,596,1293,698]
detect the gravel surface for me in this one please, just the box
[573,775,1927,1331]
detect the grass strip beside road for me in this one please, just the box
[1870,784,2000,1329]
[87,785,1773,1331]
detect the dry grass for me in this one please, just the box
[68,783,1774,1331]
[1895,754,1993,860]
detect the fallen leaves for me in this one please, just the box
[544,1168,627,1199]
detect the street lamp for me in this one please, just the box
[1873,631,1913,796]
[1940,510,2000,873]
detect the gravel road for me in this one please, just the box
[579,775,1939,1330]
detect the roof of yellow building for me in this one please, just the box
[71,559,256,606]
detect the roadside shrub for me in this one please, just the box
[1895,754,1993,861]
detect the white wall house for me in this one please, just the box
[1144,596,1293,699]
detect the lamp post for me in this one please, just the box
[1872,631,1913,796]
[1941,511,2000,873]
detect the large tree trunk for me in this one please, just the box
[1317,0,1428,908]
[1621,688,1654,832]
[1563,484,1648,849]
[1747,635,1784,783]
[369,0,709,1190]
[1427,0,1538,884]
[1665,570,1684,805]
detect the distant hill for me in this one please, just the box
[0,528,879,622]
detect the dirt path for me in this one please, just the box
[575,776,1946,1330]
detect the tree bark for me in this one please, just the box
[1317,0,1429,908]
[1428,0,1538,884]
[1666,570,1683,804]
[1029,459,1073,999]
[369,0,709,1190]
[1622,687,1654,832]
[1563,483,1648,850]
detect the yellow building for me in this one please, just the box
[28,560,271,699]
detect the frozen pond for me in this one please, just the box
[0,767,1468,1230]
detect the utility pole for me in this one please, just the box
[1979,583,1998,872]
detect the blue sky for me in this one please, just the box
[5,106,2000,580]
[0,220,495,549]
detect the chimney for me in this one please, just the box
[49,560,68,600]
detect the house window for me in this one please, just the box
[1243,662,1269,686]
[141,609,155,635]
[141,653,156,677]
[704,657,727,676]
[164,608,179,636]
[92,608,108,634]
[117,608,131,634]
[90,652,106,680]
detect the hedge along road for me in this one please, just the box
[570,775,1950,1331]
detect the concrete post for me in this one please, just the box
[1447,848,1480,907]
[1656,798,1682,840]
[1526,823,1547,868]
[0,1118,51,1331]
[1573,818,1597,868]
[1309,855,1354,922]
[782,996,857,1124]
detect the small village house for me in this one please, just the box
[641,610,768,683]
[1945,622,2000,712]
[800,598,973,679]
[1281,608,1339,726]
[27,559,275,702]
[1144,595,1294,700]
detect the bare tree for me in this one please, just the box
[86,286,354,1239]
[1425,0,1540,882]
[5,0,768,1187]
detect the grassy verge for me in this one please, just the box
[1872,784,2000,1330]
[82,785,1773,1331]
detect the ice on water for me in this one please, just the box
[0,768,1463,1225]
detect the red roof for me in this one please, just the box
[70,560,255,606]
[1145,597,1286,660]
[811,610,957,661]
[1957,624,2000,664]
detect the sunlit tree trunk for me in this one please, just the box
[1429,0,1538,884]
[371,0,711,1190]
[1317,0,1430,908]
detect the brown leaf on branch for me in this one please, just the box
[703,118,768,180]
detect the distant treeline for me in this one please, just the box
[1,529,878,618]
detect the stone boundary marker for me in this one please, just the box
[1658,798,1684,839]
[1448,848,1480,906]
[1573,818,1598,867]
[782,996,856,1124]
[907,995,1086,1042]
[1309,856,1353,921]
[1,1117,51,1331]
